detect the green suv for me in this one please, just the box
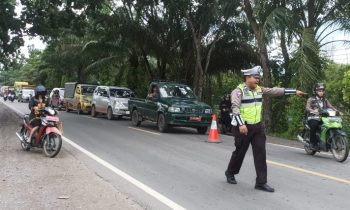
[128,82,212,134]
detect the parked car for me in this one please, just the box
[64,82,96,114]
[91,86,133,120]
[128,81,212,134]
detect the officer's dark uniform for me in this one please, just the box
[225,66,299,192]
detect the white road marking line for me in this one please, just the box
[85,116,97,120]
[267,160,350,185]
[63,137,186,210]
[267,142,336,157]
[128,126,161,136]
[1,101,185,210]
[267,142,304,151]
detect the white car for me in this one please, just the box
[91,86,134,120]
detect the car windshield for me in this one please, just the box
[110,88,134,98]
[159,84,196,99]
[81,86,96,95]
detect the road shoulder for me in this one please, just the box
[0,103,144,210]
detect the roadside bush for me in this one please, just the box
[284,96,307,139]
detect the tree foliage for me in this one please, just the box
[1,0,350,138]
[0,0,24,66]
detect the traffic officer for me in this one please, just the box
[225,66,306,192]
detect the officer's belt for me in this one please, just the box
[245,121,261,125]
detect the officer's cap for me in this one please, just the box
[241,66,263,77]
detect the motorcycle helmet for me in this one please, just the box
[35,85,47,98]
[313,83,325,95]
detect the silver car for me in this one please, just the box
[91,86,133,120]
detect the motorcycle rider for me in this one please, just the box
[51,89,60,108]
[306,83,337,149]
[220,94,232,133]
[26,85,47,144]
[8,90,16,101]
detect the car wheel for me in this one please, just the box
[157,113,168,133]
[107,107,114,120]
[91,105,97,117]
[131,109,141,126]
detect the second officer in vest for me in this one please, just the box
[225,66,306,192]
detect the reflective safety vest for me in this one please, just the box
[238,84,263,124]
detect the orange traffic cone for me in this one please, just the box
[207,114,221,143]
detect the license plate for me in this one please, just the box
[126,111,130,115]
[189,116,201,122]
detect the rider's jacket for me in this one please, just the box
[29,98,46,119]
[306,96,335,120]
[219,99,231,112]
[34,103,46,117]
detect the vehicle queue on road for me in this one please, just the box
[1,81,214,135]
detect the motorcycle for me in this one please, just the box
[297,108,349,162]
[8,93,15,102]
[16,107,63,158]
[50,95,64,110]
[220,108,233,134]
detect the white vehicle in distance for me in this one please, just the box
[91,86,134,120]
[18,89,35,102]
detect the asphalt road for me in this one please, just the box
[2,100,350,210]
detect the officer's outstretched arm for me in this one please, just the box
[262,87,306,97]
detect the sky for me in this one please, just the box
[322,32,350,64]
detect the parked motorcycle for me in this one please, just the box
[297,108,349,162]
[16,107,63,158]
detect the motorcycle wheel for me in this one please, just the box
[43,133,62,158]
[331,135,349,162]
[20,128,31,151]
[303,130,316,155]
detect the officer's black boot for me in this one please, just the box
[255,183,275,192]
[225,171,237,184]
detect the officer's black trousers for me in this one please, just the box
[226,123,267,185]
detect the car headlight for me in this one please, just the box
[204,109,212,114]
[115,101,125,109]
[168,107,181,113]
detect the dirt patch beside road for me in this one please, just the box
[0,104,144,210]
